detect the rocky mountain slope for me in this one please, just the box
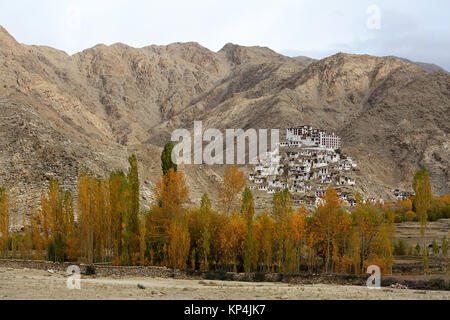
[0,25,448,216]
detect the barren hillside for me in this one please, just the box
[0,25,448,217]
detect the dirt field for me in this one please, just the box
[0,267,448,300]
[395,219,450,247]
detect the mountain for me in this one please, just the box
[0,26,448,217]
[385,56,448,74]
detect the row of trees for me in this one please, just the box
[0,148,447,275]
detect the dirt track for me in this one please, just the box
[0,267,448,300]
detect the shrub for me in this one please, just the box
[415,244,421,256]
[394,239,409,256]
[205,270,230,281]
[254,272,266,282]
[431,240,439,255]
[85,265,96,275]
[428,278,450,291]
[442,237,448,256]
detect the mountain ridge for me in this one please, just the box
[0,26,448,217]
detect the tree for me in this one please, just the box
[349,227,361,274]
[139,213,147,265]
[0,186,10,258]
[63,190,79,262]
[161,142,177,176]
[150,168,189,267]
[272,189,294,272]
[355,192,363,205]
[241,188,257,272]
[219,213,246,272]
[198,194,213,270]
[431,240,439,255]
[255,210,274,272]
[415,244,421,256]
[219,165,246,214]
[154,168,189,220]
[289,204,308,273]
[412,167,432,218]
[127,154,140,263]
[412,167,432,278]
[405,210,415,222]
[310,187,351,273]
[374,223,394,275]
[109,170,128,263]
[77,173,96,263]
[167,217,190,269]
[351,202,383,270]
[442,236,448,257]
[40,179,71,262]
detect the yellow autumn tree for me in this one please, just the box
[254,210,274,272]
[0,186,10,258]
[152,168,190,268]
[219,165,246,214]
[219,212,246,272]
[109,170,128,264]
[310,187,351,273]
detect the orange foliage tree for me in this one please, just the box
[219,165,246,214]
[309,187,351,273]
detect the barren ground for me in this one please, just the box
[0,267,448,300]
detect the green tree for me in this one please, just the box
[161,142,177,176]
[442,236,448,256]
[241,188,255,226]
[412,167,432,279]
[415,243,421,256]
[431,240,439,255]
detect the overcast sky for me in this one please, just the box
[1,0,449,70]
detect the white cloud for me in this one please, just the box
[0,0,448,70]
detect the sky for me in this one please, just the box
[1,0,449,70]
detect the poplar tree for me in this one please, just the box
[161,142,177,175]
[0,187,9,258]
[442,236,448,257]
[109,170,128,262]
[242,188,257,272]
[127,154,140,263]
[219,165,246,214]
[199,194,212,270]
[412,167,432,278]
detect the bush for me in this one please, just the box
[254,272,266,282]
[85,265,96,275]
[205,270,232,281]
[394,239,409,256]
[428,278,450,291]
[431,240,439,255]
[415,244,421,256]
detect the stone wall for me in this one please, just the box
[0,259,365,285]
[0,259,188,278]
[1,259,447,290]
[0,259,74,273]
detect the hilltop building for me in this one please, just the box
[286,126,341,150]
[248,126,357,207]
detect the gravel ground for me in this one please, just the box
[0,267,449,300]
